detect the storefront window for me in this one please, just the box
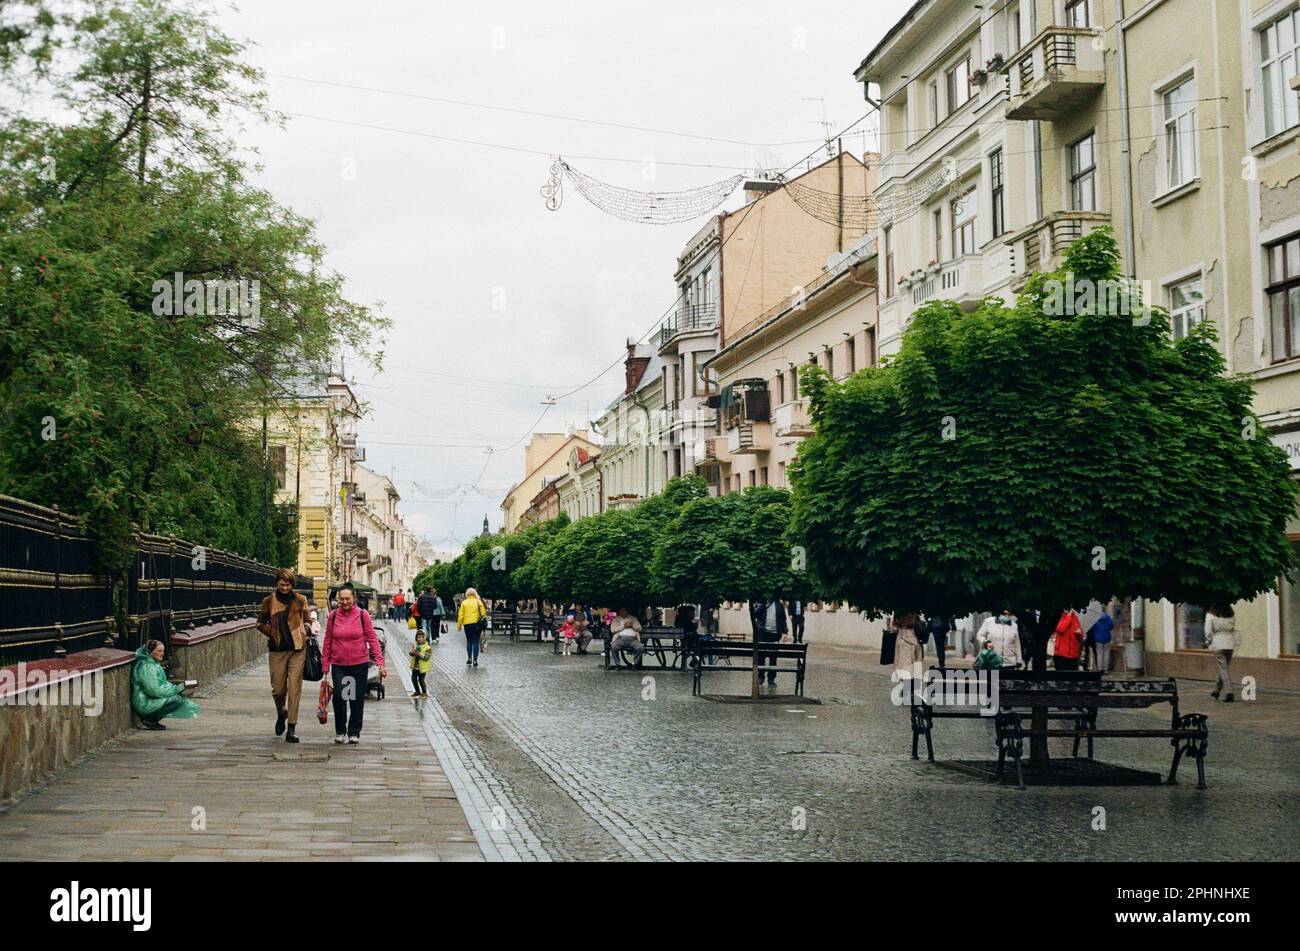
[1176,603,1207,650]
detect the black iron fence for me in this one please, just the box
[0,494,314,667]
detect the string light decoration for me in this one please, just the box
[776,159,961,231]
[543,157,745,224]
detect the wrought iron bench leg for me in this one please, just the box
[995,712,1025,789]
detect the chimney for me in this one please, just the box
[624,341,651,395]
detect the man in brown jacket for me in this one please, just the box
[257,568,311,743]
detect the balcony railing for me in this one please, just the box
[772,400,814,438]
[725,420,772,455]
[1005,210,1111,287]
[1006,27,1104,121]
[907,255,986,309]
[659,302,719,347]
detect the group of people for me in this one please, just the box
[890,608,1116,675]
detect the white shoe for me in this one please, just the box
[347,735,360,744]
[333,735,346,744]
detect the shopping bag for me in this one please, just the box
[302,634,323,682]
[879,630,897,666]
[316,679,333,724]
[407,616,417,630]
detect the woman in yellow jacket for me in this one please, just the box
[458,587,489,667]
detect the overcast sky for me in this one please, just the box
[218,0,914,551]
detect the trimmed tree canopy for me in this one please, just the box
[789,228,1297,618]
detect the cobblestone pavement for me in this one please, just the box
[398,622,1300,862]
[0,652,484,861]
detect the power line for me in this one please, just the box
[271,72,827,149]
[281,111,754,172]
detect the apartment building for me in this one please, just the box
[499,431,597,532]
[594,344,663,511]
[266,368,361,609]
[857,0,1300,683]
[555,446,603,520]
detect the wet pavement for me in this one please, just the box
[396,621,1300,861]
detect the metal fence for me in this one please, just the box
[0,494,313,667]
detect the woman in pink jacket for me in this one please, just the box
[323,583,386,744]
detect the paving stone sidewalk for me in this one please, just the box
[0,654,484,861]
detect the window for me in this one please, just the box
[759,466,768,486]
[825,348,834,378]
[1176,603,1208,651]
[777,461,786,487]
[1267,234,1300,362]
[1281,537,1300,656]
[933,207,943,262]
[775,372,785,405]
[946,55,971,114]
[1069,133,1097,211]
[1009,2,1022,52]
[928,80,939,128]
[1167,275,1204,339]
[702,266,713,307]
[846,335,857,375]
[1261,10,1300,138]
[866,326,878,367]
[1065,0,1091,28]
[1162,76,1198,190]
[990,148,1006,238]
[270,445,287,489]
[788,367,799,400]
[951,188,978,257]
[883,225,895,298]
[748,470,756,488]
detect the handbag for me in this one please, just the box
[316,679,333,724]
[1046,633,1058,657]
[880,630,898,666]
[302,633,323,682]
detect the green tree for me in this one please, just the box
[790,229,1296,756]
[0,0,386,574]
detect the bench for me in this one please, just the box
[604,626,688,669]
[691,639,808,696]
[905,667,1208,789]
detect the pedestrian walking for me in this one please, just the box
[754,598,788,687]
[416,587,441,643]
[976,610,1022,668]
[392,589,406,623]
[1051,609,1084,671]
[891,612,925,680]
[257,568,312,743]
[920,614,952,670]
[607,606,646,668]
[323,582,386,744]
[1088,607,1114,672]
[409,630,431,697]
[131,640,200,729]
[1206,605,1241,702]
[788,599,806,643]
[458,587,489,667]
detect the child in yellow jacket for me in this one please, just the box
[409,631,432,697]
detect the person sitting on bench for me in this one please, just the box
[608,607,645,668]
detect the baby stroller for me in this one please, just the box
[365,623,388,700]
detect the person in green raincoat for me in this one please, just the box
[132,640,199,729]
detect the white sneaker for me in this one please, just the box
[333,735,346,744]
[347,735,360,744]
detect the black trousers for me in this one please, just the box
[757,632,779,683]
[331,663,370,736]
[791,615,805,643]
[1054,656,1079,671]
[411,670,427,694]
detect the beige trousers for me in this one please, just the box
[269,649,306,725]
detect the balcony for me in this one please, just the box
[726,420,772,455]
[1005,210,1111,287]
[772,400,814,438]
[906,255,985,310]
[1005,27,1104,121]
[659,302,718,347]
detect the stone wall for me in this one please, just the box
[0,621,267,804]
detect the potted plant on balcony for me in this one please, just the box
[985,53,1005,73]
[926,258,940,275]
[969,67,988,86]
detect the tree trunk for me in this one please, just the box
[137,59,151,185]
[1024,607,1062,766]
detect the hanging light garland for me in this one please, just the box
[776,159,962,230]
[541,157,745,224]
